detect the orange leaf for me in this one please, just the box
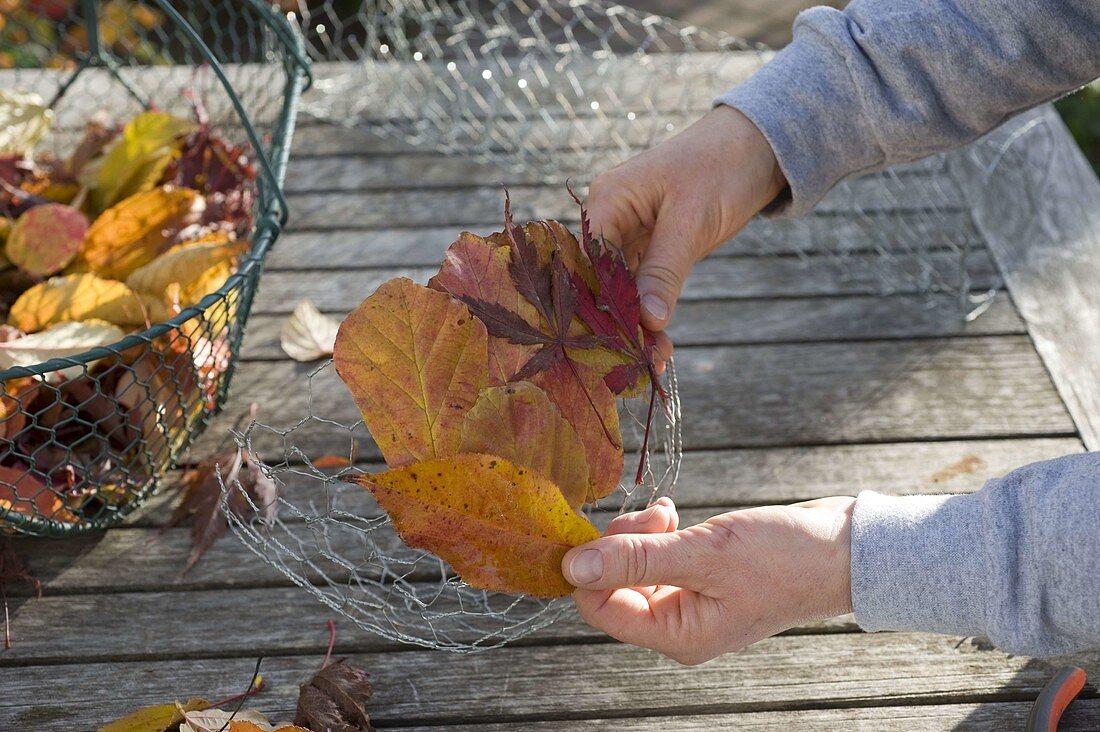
[356,453,599,597]
[459,381,589,507]
[0,466,77,524]
[333,278,489,467]
[81,185,203,279]
[532,359,623,501]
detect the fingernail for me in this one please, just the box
[568,549,603,584]
[641,293,669,321]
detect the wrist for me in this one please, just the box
[793,496,855,620]
[709,104,787,212]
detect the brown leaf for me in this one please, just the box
[280,299,340,362]
[0,465,78,524]
[356,454,600,597]
[333,278,489,467]
[295,659,375,732]
[81,185,204,280]
[7,272,146,332]
[5,202,88,276]
[459,381,590,507]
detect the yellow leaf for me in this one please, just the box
[97,698,208,732]
[86,110,196,212]
[333,278,489,467]
[126,234,247,321]
[460,381,590,507]
[357,453,600,597]
[81,186,204,280]
[0,89,53,155]
[8,273,145,332]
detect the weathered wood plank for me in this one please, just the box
[283,148,946,191]
[0,586,857,665]
[249,251,996,315]
[268,210,981,267]
[285,177,966,230]
[0,633,1080,730]
[16,433,1083,593]
[193,336,1074,459]
[954,106,1100,450]
[242,294,1021,358]
[387,702,1100,732]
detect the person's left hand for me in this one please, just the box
[562,496,855,665]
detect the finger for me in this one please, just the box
[651,330,674,376]
[562,526,698,590]
[572,585,700,656]
[603,497,679,537]
[634,211,699,330]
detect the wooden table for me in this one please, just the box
[3,79,1100,730]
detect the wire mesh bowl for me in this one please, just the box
[290,0,984,299]
[0,0,308,536]
[224,355,682,652]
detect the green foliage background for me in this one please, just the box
[1055,82,1100,174]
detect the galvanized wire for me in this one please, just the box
[224,358,682,652]
[0,0,306,535]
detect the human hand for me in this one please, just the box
[587,105,787,334]
[562,496,854,665]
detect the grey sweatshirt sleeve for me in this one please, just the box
[716,0,1100,216]
[851,452,1100,656]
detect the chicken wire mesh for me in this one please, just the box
[0,0,307,536]
[289,0,983,299]
[223,357,682,652]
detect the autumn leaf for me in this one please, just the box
[0,375,36,440]
[356,454,600,597]
[333,278,489,467]
[81,185,204,280]
[459,381,590,507]
[531,359,623,501]
[0,90,54,155]
[85,110,196,213]
[0,319,125,374]
[97,698,209,732]
[4,202,88,277]
[0,465,78,523]
[280,299,340,362]
[8,272,145,331]
[125,233,247,321]
[295,658,375,732]
[179,708,275,732]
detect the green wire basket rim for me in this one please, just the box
[0,0,308,383]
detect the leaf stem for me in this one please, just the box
[322,619,336,668]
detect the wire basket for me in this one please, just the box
[0,0,309,537]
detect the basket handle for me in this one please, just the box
[151,0,296,227]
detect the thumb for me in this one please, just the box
[562,529,698,590]
[634,213,698,331]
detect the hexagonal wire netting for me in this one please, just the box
[218,0,987,652]
[0,0,308,536]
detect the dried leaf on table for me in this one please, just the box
[80,185,204,280]
[84,110,196,213]
[164,406,276,572]
[0,90,54,155]
[459,381,590,507]
[7,273,145,332]
[355,453,600,597]
[0,319,125,375]
[179,708,274,732]
[125,233,247,321]
[280,299,340,362]
[4,203,88,276]
[333,277,489,467]
[295,658,376,732]
[96,698,209,732]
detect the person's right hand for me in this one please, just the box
[586,105,786,333]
